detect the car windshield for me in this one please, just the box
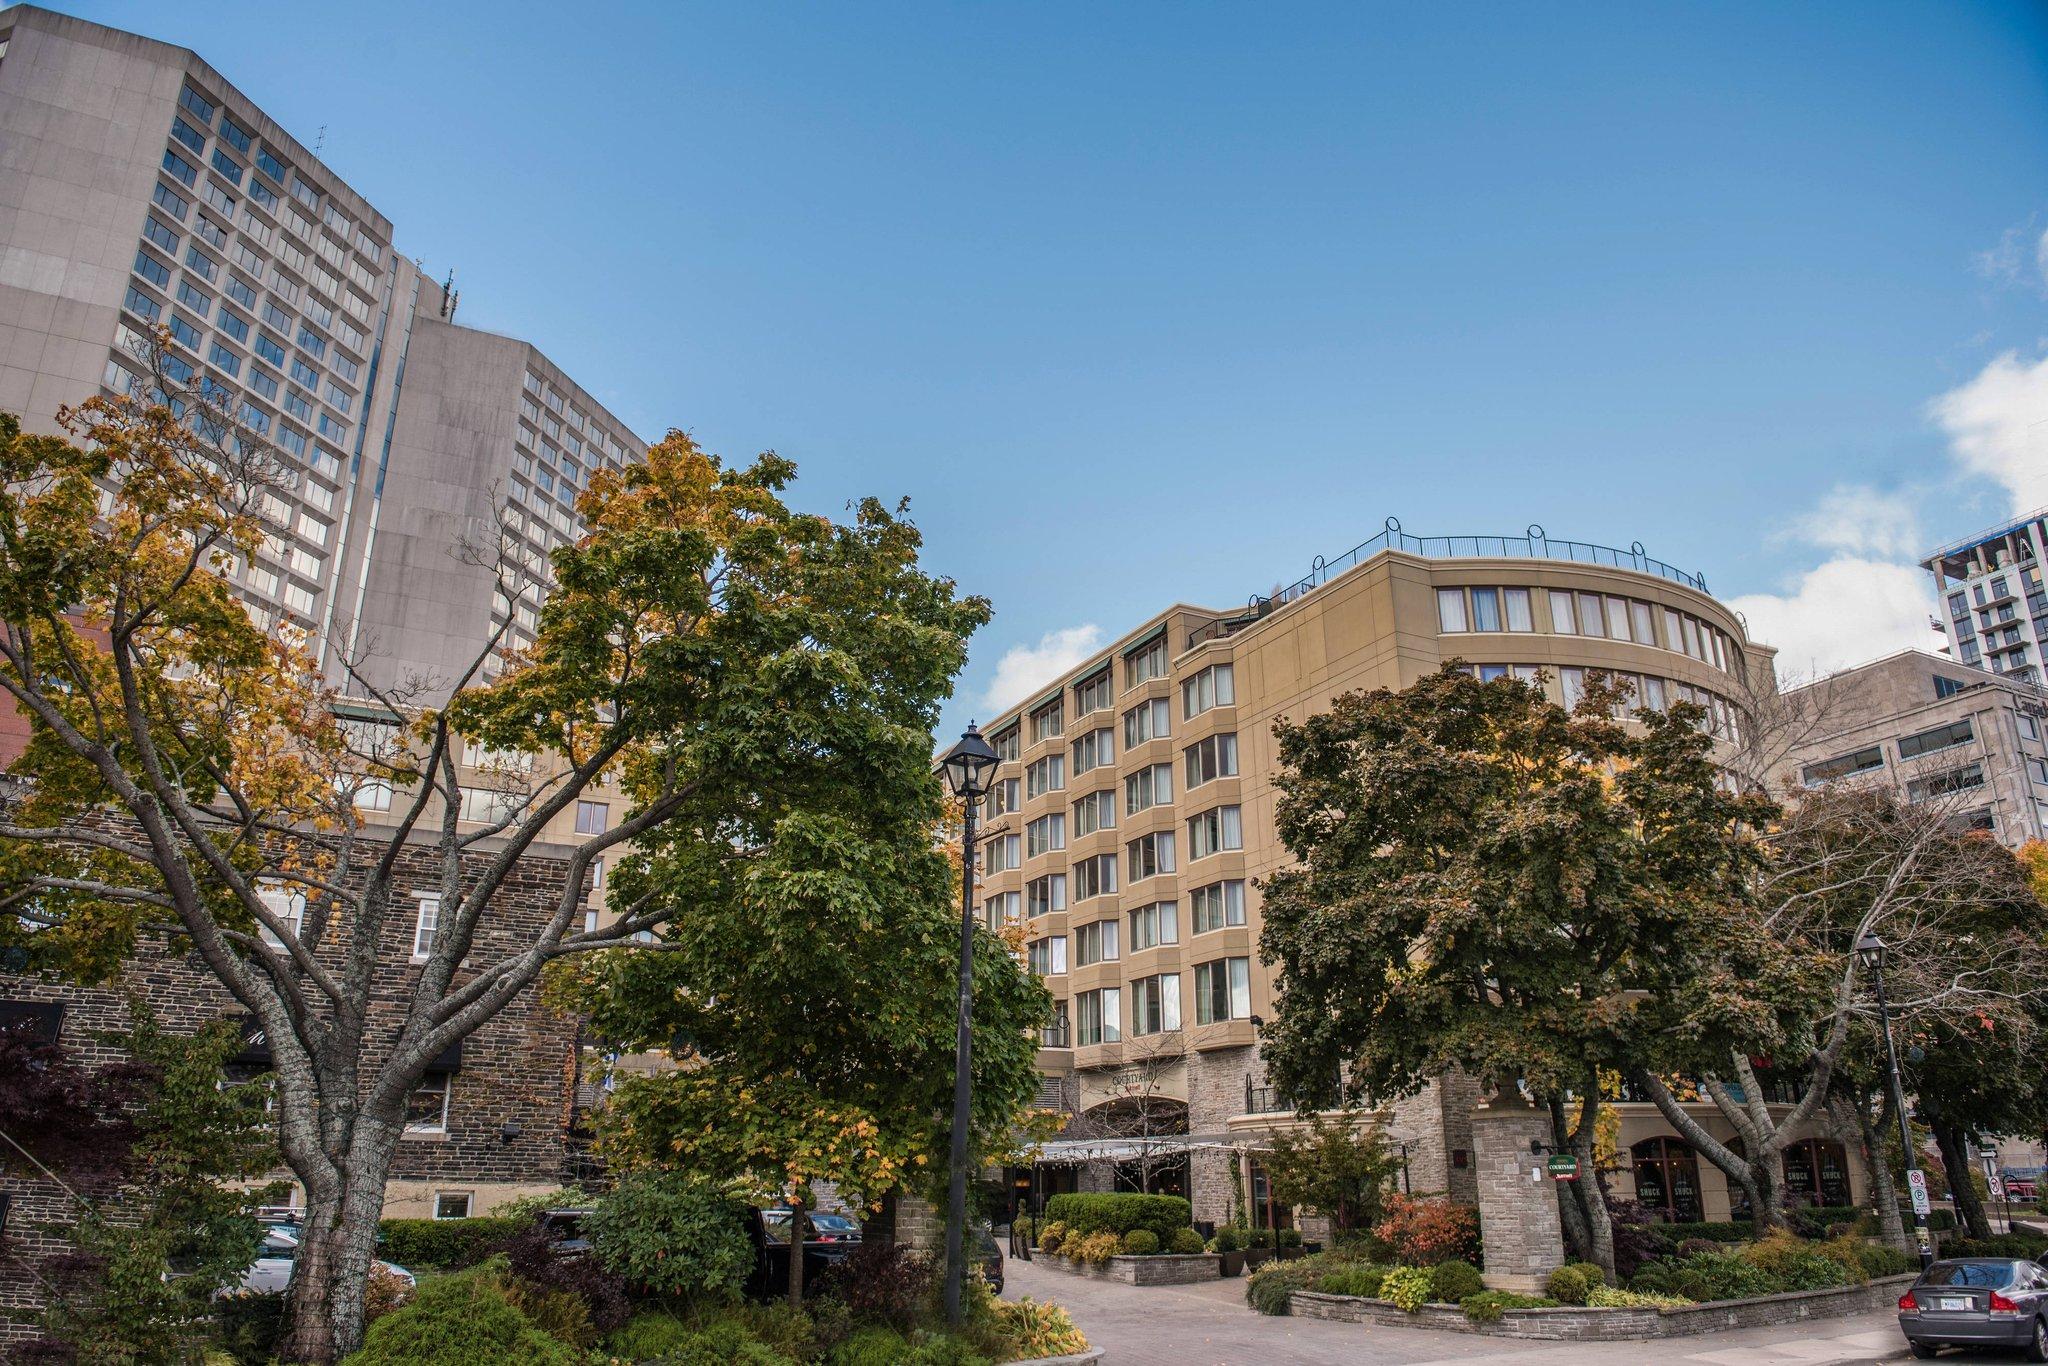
[809,1215,858,1234]
[1922,1261,2018,1288]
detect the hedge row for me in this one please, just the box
[1042,1193,1192,1242]
[1651,1206,1955,1246]
[376,1217,524,1269]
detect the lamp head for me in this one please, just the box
[938,722,1001,799]
[1855,933,1886,971]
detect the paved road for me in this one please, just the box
[1001,1256,1944,1365]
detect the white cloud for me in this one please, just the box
[1927,350,2048,512]
[1776,483,1922,559]
[980,624,1105,715]
[1972,222,2048,294]
[1730,557,1940,678]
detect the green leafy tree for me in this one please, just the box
[0,366,995,1360]
[1257,667,1784,1275]
[1260,1109,1402,1241]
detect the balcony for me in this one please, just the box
[1603,1073,1803,1106]
[1243,1074,1340,1116]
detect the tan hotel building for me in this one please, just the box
[986,527,1866,1229]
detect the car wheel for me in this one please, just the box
[2026,1316,2048,1364]
[1908,1344,1938,1361]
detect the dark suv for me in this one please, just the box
[1897,1258,2048,1360]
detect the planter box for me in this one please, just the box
[1287,1273,1918,1342]
[999,1352,1103,1366]
[1044,1253,1224,1285]
[1216,1250,1245,1277]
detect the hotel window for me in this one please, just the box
[1182,664,1235,719]
[1128,901,1178,950]
[1030,698,1064,743]
[982,891,1021,930]
[1026,754,1065,799]
[1026,813,1066,858]
[1075,669,1113,715]
[134,249,172,288]
[1026,874,1067,918]
[1027,936,1068,976]
[2019,712,2040,740]
[1560,667,1586,712]
[1129,973,1181,1035]
[1605,596,1633,642]
[1123,697,1169,748]
[171,115,206,153]
[1074,918,1119,967]
[575,801,609,835]
[1125,763,1172,816]
[1544,589,1573,634]
[1898,718,1973,760]
[433,1192,473,1221]
[1076,987,1121,1045]
[1072,789,1116,837]
[153,182,190,220]
[2028,757,2048,786]
[1190,879,1245,933]
[404,1070,450,1135]
[1801,746,1883,787]
[179,85,217,123]
[411,895,440,959]
[1681,615,1701,659]
[1470,587,1504,632]
[1194,957,1251,1024]
[1504,588,1534,632]
[1125,636,1167,688]
[220,118,252,155]
[122,286,162,323]
[1436,588,1469,633]
[1630,600,1655,643]
[983,834,1020,872]
[163,149,198,186]
[1071,727,1114,775]
[1906,762,1985,803]
[1072,853,1118,901]
[1127,831,1176,882]
[1184,733,1238,789]
[256,882,306,949]
[143,215,179,253]
[986,776,1021,818]
[1186,806,1242,859]
[1577,593,1606,637]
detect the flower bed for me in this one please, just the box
[1288,1274,1917,1341]
[1038,1251,1224,1285]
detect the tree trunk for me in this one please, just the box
[276,1122,401,1363]
[1569,1088,1614,1279]
[786,1198,809,1308]
[1548,1097,1592,1262]
[1933,1121,1991,1239]
[1628,1069,1764,1223]
[1848,1091,1909,1254]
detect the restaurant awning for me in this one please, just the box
[1025,1132,1245,1166]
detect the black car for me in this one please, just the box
[973,1226,1004,1295]
[1897,1258,2048,1360]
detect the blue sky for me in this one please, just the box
[62,1,2048,731]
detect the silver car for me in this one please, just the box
[238,1226,417,1295]
[1896,1257,2048,1360]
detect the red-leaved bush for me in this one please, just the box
[1372,1195,1482,1267]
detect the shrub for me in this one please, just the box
[1036,1220,1068,1254]
[1675,1238,1722,1259]
[1460,1290,1558,1322]
[499,1221,630,1336]
[582,1171,753,1305]
[602,1311,697,1361]
[1651,1220,1751,1244]
[820,1239,933,1333]
[1854,1244,1915,1278]
[1245,1259,1323,1315]
[1071,1230,1122,1265]
[649,1318,799,1366]
[1169,1228,1205,1255]
[345,1261,582,1366]
[829,1327,914,1366]
[1381,1265,1434,1312]
[1810,1236,1874,1285]
[1605,1199,1671,1281]
[1545,1265,1593,1305]
[1668,1249,1775,1302]
[1041,1193,1192,1244]
[1429,1260,1484,1302]
[1314,1264,1388,1298]
[1248,1226,1275,1249]
[983,1297,1089,1360]
[1277,1228,1303,1249]
[1121,1229,1159,1256]
[1945,1234,2048,1260]
[1588,1285,1691,1308]
[375,1217,523,1270]
[211,1291,284,1366]
[1372,1196,1481,1267]
[1739,1231,1850,1291]
[1565,1259,1607,1288]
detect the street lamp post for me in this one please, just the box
[937,722,1001,1326]
[1858,933,1933,1270]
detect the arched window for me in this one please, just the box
[1782,1138,1852,1208]
[1632,1136,1704,1222]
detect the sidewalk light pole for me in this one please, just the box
[1859,933,1933,1270]
[937,722,1000,1325]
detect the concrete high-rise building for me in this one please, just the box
[0,4,646,698]
[988,524,1862,1230]
[1923,509,2048,686]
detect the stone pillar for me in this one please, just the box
[896,1193,946,1260]
[1470,1100,1565,1293]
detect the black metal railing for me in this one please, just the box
[1243,1074,1341,1115]
[1038,1019,1071,1049]
[1261,519,1708,615]
[1604,1073,1804,1106]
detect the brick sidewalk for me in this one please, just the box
[1001,1255,1917,1365]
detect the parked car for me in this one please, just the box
[762,1209,862,1243]
[748,1206,858,1300]
[973,1225,1004,1295]
[536,1207,594,1258]
[1897,1258,2048,1360]
[237,1226,416,1296]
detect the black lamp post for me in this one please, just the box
[1859,932,1933,1270]
[936,721,1001,1325]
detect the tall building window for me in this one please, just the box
[1436,588,1468,633]
[1125,636,1168,688]
[1072,789,1116,837]
[983,834,1020,872]
[1128,901,1178,950]
[1470,587,1502,632]
[1076,987,1121,1045]
[1075,669,1113,715]
[411,895,440,959]
[1576,593,1607,637]
[1129,973,1181,1035]
[1027,936,1068,976]
[1898,719,1973,759]
[1123,697,1170,748]
[1074,918,1119,967]
[986,776,1021,817]
[1194,957,1251,1024]
[575,801,609,835]
[1026,813,1066,858]
[1505,588,1535,632]
[1126,831,1176,882]
[256,882,306,949]
[1125,763,1172,816]
[1072,853,1117,901]
[1182,664,1235,719]
[1071,727,1114,775]
[1026,754,1065,798]
[1030,698,1064,743]
[1190,880,1246,933]
[1551,591,1578,634]
[1186,806,1242,859]
[1184,733,1238,788]
[1026,874,1066,918]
